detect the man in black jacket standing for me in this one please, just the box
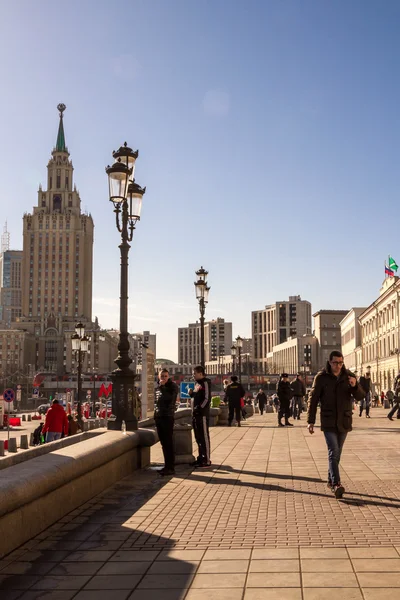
[277,373,293,427]
[189,365,212,467]
[359,371,372,418]
[226,376,246,425]
[291,373,306,420]
[154,369,179,476]
[307,351,365,499]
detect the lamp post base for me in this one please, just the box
[107,367,140,431]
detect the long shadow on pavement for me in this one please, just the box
[187,469,400,510]
[0,466,195,600]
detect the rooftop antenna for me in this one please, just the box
[1,221,10,253]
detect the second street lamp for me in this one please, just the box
[106,142,146,431]
[71,322,89,427]
[194,266,210,367]
[236,335,243,383]
[231,345,236,376]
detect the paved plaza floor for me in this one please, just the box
[1,411,400,599]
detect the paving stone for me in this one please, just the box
[246,572,301,587]
[30,575,92,590]
[249,559,299,572]
[190,573,246,588]
[358,572,400,587]
[302,572,359,587]
[83,575,142,589]
[300,548,349,559]
[129,591,189,600]
[17,593,77,600]
[156,550,204,561]
[74,592,131,600]
[147,561,199,574]
[186,591,243,600]
[348,548,399,558]
[203,549,251,560]
[97,562,153,576]
[352,559,400,572]
[138,573,195,589]
[197,560,248,573]
[301,559,353,572]
[252,549,299,559]
[244,589,302,599]
[303,590,363,600]
[363,590,400,600]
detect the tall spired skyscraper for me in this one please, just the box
[19,104,94,372]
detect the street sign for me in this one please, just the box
[32,388,39,396]
[180,382,195,400]
[3,388,15,403]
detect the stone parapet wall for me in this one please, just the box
[0,428,157,559]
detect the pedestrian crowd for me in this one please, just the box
[152,351,400,501]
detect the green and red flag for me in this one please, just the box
[389,256,398,272]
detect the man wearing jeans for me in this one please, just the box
[307,351,365,499]
[42,399,69,442]
[359,371,372,418]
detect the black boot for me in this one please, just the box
[278,420,284,427]
[285,420,294,427]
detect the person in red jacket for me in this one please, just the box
[42,399,69,442]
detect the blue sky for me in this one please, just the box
[1,0,400,360]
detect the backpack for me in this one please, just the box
[32,423,44,445]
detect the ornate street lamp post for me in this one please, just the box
[231,345,236,376]
[194,266,210,367]
[71,321,89,427]
[236,335,243,383]
[106,142,146,431]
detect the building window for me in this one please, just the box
[56,169,61,189]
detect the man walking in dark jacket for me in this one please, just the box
[388,371,400,420]
[290,373,306,420]
[226,376,246,425]
[189,366,212,467]
[359,371,372,418]
[277,373,293,427]
[256,388,268,415]
[307,351,365,499]
[154,369,179,476]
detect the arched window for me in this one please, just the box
[53,195,61,212]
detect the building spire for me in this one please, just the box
[56,103,67,151]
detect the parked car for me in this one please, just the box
[37,403,51,415]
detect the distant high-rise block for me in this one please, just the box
[252,295,312,372]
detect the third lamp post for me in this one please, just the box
[194,266,210,367]
[236,335,243,383]
[71,321,89,427]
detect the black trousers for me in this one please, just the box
[155,416,175,470]
[259,402,265,415]
[278,399,291,422]
[193,412,211,463]
[228,402,241,424]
